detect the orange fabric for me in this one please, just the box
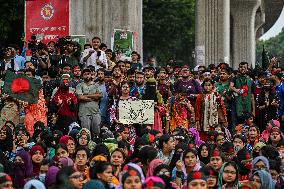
[24,89,47,137]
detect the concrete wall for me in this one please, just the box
[69,0,143,55]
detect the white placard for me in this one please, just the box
[119,100,154,124]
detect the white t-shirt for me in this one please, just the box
[80,48,107,70]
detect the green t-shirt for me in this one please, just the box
[215,81,231,109]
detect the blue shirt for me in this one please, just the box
[275,82,284,116]
[14,54,26,69]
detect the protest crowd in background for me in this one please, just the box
[0,35,283,189]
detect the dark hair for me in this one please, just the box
[75,147,90,159]
[48,66,59,78]
[112,65,121,73]
[99,43,107,49]
[260,145,280,160]
[56,144,68,154]
[127,69,136,76]
[111,148,126,160]
[40,159,50,167]
[24,68,36,76]
[97,68,105,74]
[56,166,76,189]
[139,146,158,165]
[92,36,101,42]
[202,78,215,87]
[153,164,170,176]
[81,68,92,75]
[182,149,198,162]
[221,161,239,183]
[91,143,110,160]
[84,44,91,49]
[215,133,225,142]
[158,134,172,149]
[89,161,111,180]
[119,81,130,96]
[118,140,131,151]
[105,49,112,53]
[201,165,218,177]
[239,62,248,67]
[269,159,281,173]
[135,71,144,76]
[233,134,247,144]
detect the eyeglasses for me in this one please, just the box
[158,171,171,177]
[69,174,83,180]
[223,170,236,175]
[217,138,225,142]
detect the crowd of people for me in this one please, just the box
[0,35,283,189]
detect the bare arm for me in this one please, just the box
[77,94,93,102]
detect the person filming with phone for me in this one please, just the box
[80,36,107,70]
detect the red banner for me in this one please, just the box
[25,0,69,45]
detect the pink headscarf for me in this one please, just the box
[146,159,163,177]
[261,120,280,142]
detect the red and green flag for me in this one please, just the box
[3,71,41,104]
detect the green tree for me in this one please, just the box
[143,0,195,67]
[256,27,284,67]
[0,0,24,46]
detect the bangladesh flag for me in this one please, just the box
[3,71,41,104]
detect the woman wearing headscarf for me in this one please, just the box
[154,164,177,189]
[218,161,240,189]
[30,145,45,177]
[252,156,269,172]
[55,166,83,189]
[172,149,201,187]
[201,166,218,189]
[0,173,13,189]
[186,171,208,189]
[59,135,76,159]
[146,159,163,177]
[23,179,46,189]
[250,170,274,189]
[267,126,284,147]
[142,78,165,133]
[236,148,253,181]
[116,163,145,189]
[260,120,280,142]
[0,124,13,158]
[144,176,165,189]
[52,74,78,135]
[12,149,33,189]
[198,143,211,166]
[45,165,60,188]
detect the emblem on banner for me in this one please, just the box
[41,3,54,20]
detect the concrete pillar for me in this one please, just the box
[255,4,265,39]
[195,0,230,66]
[69,0,143,56]
[230,0,261,69]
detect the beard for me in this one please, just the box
[84,77,91,82]
[182,75,189,79]
[60,84,69,91]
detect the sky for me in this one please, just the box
[260,6,284,41]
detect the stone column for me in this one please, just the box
[230,0,261,69]
[195,0,230,66]
[69,0,143,56]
